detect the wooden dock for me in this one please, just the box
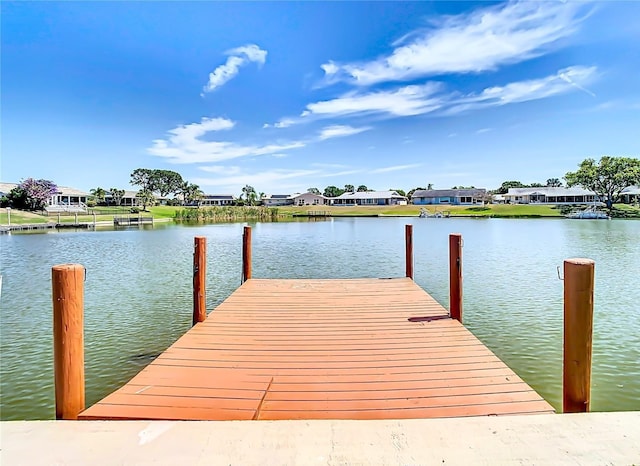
[113,216,153,226]
[79,277,554,421]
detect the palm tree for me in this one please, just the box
[241,185,257,206]
[90,187,106,205]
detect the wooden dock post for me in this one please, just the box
[242,226,252,283]
[563,258,594,413]
[52,264,85,420]
[193,236,207,325]
[449,233,463,322]
[405,224,413,279]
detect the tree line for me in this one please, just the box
[2,157,638,211]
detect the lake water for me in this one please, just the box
[1,218,639,420]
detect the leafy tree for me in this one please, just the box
[357,185,369,192]
[323,186,344,198]
[180,182,203,205]
[109,188,125,207]
[565,156,640,210]
[452,185,475,189]
[546,178,563,187]
[135,189,156,211]
[241,185,258,206]
[390,189,406,197]
[344,184,355,193]
[90,187,106,205]
[427,183,434,190]
[497,181,526,194]
[7,178,58,210]
[406,187,425,201]
[153,170,184,197]
[529,183,544,188]
[307,187,321,195]
[130,168,184,197]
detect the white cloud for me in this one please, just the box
[202,44,267,94]
[322,2,587,85]
[147,116,305,164]
[305,82,444,119]
[446,66,597,114]
[475,128,493,134]
[263,118,295,129]
[370,164,421,174]
[318,125,371,140]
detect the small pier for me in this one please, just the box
[292,210,331,217]
[79,277,554,420]
[51,225,596,423]
[113,216,154,226]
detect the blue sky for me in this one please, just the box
[2,1,639,195]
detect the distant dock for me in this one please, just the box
[113,216,154,226]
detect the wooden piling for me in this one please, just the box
[193,236,207,325]
[242,226,252,283]
[563,258,594,413]
[405,224,413,279]
[52,264,85,420]
[449,233,463,322]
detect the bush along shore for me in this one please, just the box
[174,206,281,222]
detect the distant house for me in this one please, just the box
[0,182,90,207]
[290,192,329,206]
[620,186,640,204]
[262,194,294,207]
[105,190,140,207]
[198,194,236,207]
[333,190,407,206]
[503,187,598,205]
[412,189,486,205]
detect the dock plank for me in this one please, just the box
[80,278,554,420]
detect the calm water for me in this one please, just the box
[1,218,639,420]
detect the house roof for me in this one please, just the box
[412,189,486,198]
[0,182,89,197]
[264,194,291,200]
[621,186,640,195]
[291,192,327,199]
[335,190,406,200]
[505,187,595,196]
[202,194,236,200]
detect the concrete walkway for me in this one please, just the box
[2,412,638,465]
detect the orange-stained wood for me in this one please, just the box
[192,236,207,325]
[563,258,594,413]
[80,278,554,421]
[52,264,85,420]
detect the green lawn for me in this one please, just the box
[0,210,49,224]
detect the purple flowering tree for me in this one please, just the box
[10,178,59,210]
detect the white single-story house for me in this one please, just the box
[0,182,90,207]
[290,192,329,206]
[198,194,236,206]
[620,186,640,204]
[412,189,486,205]
[333,190,407,206]
[262,194,294,207]
[503,187,599,205]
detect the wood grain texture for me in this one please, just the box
[80,278,554,421]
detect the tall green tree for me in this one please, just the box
[344,184,355,193]
[109,188,125,207]
[179,182,203,205]
[406,187,425,201]
[356,185,369,192]
[307,187,321,195]
[497,181,526,194]
[135,189,156,211]
[130,168,184,197]
[565,156,640,209]
[323,186,344,198]
[241,185,257,206]
[90,187,106,205]
[546,178,563,187]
